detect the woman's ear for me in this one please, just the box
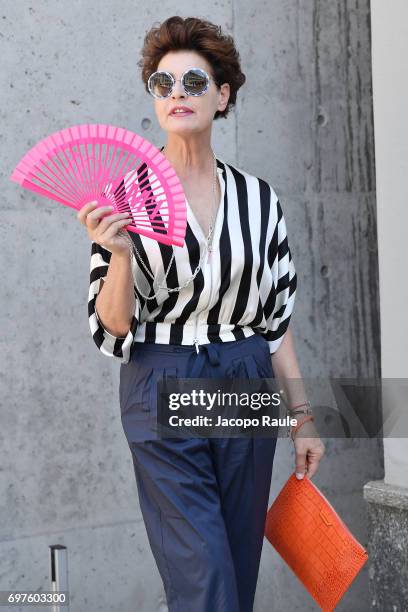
[218,83,230,112]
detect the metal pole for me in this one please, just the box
[49,545,69,611]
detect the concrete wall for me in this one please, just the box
[1,2,380,610]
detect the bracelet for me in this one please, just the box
[289,415,314,441]
[288,407,313,417]
[287,412,309,437]
[288,400,311,412]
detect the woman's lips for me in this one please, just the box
[169,109,194,117]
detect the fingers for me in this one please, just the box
[305,454,320,480]
[76,200,99,226]
[306,441,325,479]
[76,201,132,239]
[76,201,119,226]
[294,439,326,480]
[85,203,118,232]
[295,448,307,480]
[95,209,132,236]
[99,216,133,240]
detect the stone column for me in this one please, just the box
[364,1,408,609]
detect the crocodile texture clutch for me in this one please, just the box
[264,473,368,611]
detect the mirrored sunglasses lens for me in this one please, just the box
[150,73,172,97]
[183,70,208,94]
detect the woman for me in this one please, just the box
[78,16,325,612]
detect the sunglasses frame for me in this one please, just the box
[147,67,213,99]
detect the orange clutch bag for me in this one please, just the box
[264,473,368,611]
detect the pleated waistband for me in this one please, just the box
[130,332,271,378]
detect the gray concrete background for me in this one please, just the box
[1,1,381,611]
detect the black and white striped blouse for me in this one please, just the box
[88,154,298,364]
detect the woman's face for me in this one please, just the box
[152,50,230,135]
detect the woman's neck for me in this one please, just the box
[161,136,214,179]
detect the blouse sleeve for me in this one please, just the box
[263,195,298,354]
[87,241,140,364]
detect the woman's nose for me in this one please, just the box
[171,79,186,99]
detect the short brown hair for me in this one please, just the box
[138,16,246,120]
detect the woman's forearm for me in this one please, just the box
[95,251,136,337]
[271,328,309,410]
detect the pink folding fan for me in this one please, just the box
[10,123,187,247]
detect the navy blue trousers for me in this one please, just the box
[119,333,277,612]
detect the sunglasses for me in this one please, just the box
[147,67,214,99]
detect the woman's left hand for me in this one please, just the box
[292,420,326,480]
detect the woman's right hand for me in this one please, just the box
[76,201,133,257]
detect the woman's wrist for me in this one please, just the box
[287,399,312,415]
[289,415,314,440]
[110,247,132,262]
[286,398,315,440]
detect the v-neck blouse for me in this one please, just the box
[88,156,298,364]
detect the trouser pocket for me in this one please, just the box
[120,362,179,418]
